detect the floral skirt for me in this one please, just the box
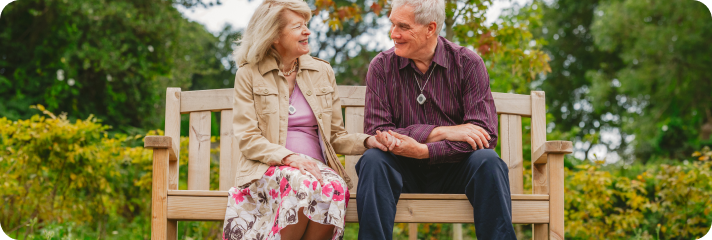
[222,157,350,240]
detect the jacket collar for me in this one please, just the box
[258,54,321,76]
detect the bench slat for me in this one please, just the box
[188,111,212,190]
[166,191,548,200]
[177,87,533,116]
[219,110,234,191]
[166,195,549,224]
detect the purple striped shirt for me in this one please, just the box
[364,36,498,164]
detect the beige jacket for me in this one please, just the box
[232,54,370,189]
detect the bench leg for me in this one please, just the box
[409,223,418,240]
[167,220,177,240]
[533,224,548,240]
[549,153,565,240]
[151,148,169,240]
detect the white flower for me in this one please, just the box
[57,69,64,81]
[68,78,75,86]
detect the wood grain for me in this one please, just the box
[188,111,211,190]
[533,141,574,164]
[219,110,233,191]
[151,148,169,240]
[166,196,549,224]
[177,87,533,116]
[165,88,181,161]
[144,136,172,149]
[344,107,365,195]
[549,153,565,240]
[409,223,418,240]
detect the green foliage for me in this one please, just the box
[0,105,154,238]
[590,0,712,160]
[0,0,239,133]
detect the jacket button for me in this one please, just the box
[263,89,268,94]
[318,114,322,119]
[321,88,327,93]
[306,90,312,96]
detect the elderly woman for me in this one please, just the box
[222,0,387,239]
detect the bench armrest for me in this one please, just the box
[532,141,573,164]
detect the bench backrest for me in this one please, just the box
[163,86,547,196]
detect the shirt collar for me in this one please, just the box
[258,54,321,75]
[397,36,450,70]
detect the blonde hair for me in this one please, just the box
[233,0,312,66]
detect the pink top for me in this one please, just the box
[285,83,325,162]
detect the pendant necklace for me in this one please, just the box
[415,64,435,105]
[285,60,299,115]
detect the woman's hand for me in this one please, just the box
[365,135,389,152]
[282,154,324,185]
[374,130,402,151]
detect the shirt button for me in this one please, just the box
[306,90,312,96]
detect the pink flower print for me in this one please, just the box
[232,188,250,204]
[312,181,318,190]
[303,180,311,188]
[265,166,276,177]
[345,188,351,207]
[279,177,292,198]
[331,181,345,202]
[321,183,333,198]
[269,189,279,199]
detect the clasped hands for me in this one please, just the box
[365,124,492,159]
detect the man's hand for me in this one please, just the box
[430,124,491,150]
[374,130,401,151]
[388,130,429,159]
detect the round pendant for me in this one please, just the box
[417,94,426,105]
[288,105,297,115]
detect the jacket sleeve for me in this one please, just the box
[232,67,294,166]
[325,66,371,155]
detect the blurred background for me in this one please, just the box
[1,0,711,239]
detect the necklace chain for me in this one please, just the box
[282,60,298,76]
[416,64,435,92]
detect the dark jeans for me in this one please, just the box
[355,148,517,240]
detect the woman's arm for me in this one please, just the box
[232,67,293,166]
[324,66,373,155]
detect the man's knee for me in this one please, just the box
[356,148,395,176]
[465,149,508,176]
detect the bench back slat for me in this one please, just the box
[344,107,365,194]
[219,110,234,191]
[174,87,545,196]
[188,111,212,190]
[500,114,524,194]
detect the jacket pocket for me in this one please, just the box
[253,87,278,114]
[315,86,334,111]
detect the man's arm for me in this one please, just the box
[423,54,499,164]
[364,55,437,143]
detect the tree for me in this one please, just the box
[533,0,627,161]
[0,0,236,133]
[589,0,712,161]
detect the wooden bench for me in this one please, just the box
[144,86,572,240]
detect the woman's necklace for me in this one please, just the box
[415,64,435,105]
[288,85,297,115]
[282,60,298,76]
[287,60,299,115]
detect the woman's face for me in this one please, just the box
[273,10,310,61]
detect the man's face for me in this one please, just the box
[389,5,430,59]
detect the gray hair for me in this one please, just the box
[233,0,312,66]
[391,0,445,35]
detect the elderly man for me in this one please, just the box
[355,0,517,239]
